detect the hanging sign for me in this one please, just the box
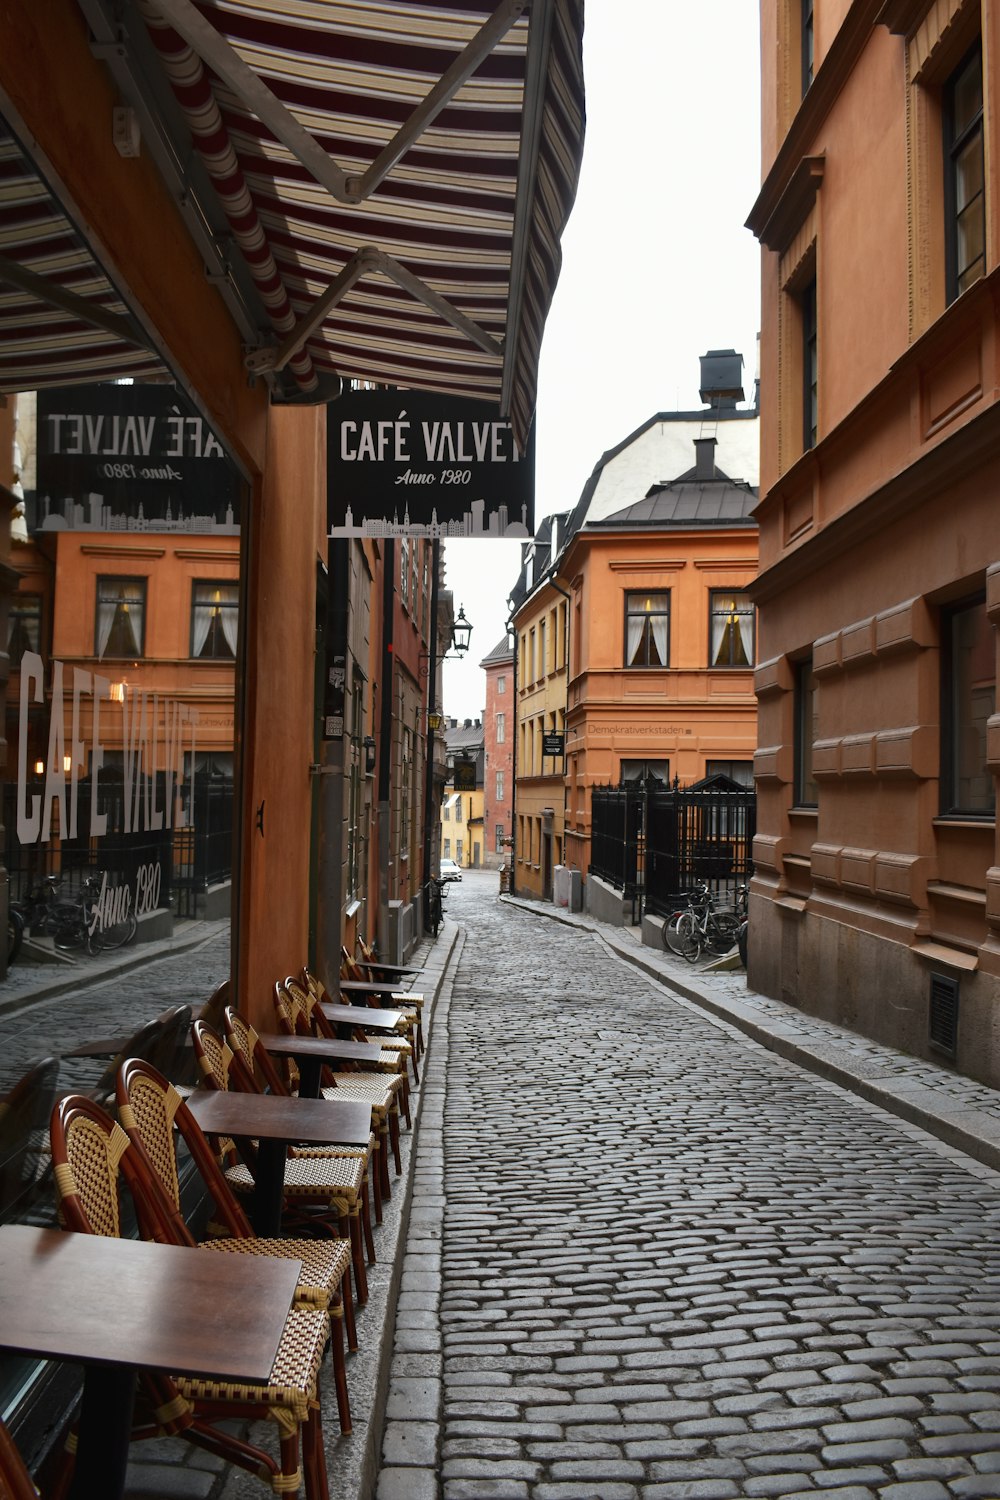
[327,389,534,538]
[542,732,565,759]
[33,384,240,534]
[453,759,477,790]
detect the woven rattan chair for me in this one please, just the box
[49,1091,331,1499]
[0,1055,58,1224]
[296,972,413,1121]
[275,979,403,1192]
[221,1006,376,1266]
[190,1020,370,1302]
[338,950,424,1068]
[116,1057,356,1433]
[0,1418,39,1500]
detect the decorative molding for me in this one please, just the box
[756,156,825,254]
[607,560,685,574]
[876,0,934,35]
[754,655,794,697]
[79,545,166,559]
[174,548,240,562]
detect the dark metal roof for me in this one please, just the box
[591,475,758,529]
[479,634,514,667]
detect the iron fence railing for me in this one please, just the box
[589,779,755,921]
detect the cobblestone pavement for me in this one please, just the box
[380,870,1000,1500]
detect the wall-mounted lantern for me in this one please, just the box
[363,736,377,774]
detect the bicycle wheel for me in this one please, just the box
[675,911,703,963]
[98,911,137,951]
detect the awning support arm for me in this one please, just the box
[246,246,503,376]
[0,253,150,347]
[152,0,527,207]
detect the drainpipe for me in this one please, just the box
[422,540,441,931]
[549,576,572,878]
[377,540,394,957]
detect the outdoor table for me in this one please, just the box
[0,1224,300,1500]
[318,1002,405,1034]
[258,1031,384,1098]
[339,978,422,998]
[186,1088,371,1234]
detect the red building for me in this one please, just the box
[481,636,515,869]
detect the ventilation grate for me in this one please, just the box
[929,972,959,1059]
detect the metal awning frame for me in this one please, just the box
[72,0,550,409]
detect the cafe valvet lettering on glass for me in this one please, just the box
[328,389,535,538]
[16,653,198,930]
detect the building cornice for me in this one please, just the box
[747,0,883,245]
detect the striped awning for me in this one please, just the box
[0,0,585,451]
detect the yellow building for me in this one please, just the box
[440,718,485,869]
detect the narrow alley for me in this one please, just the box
[379,871,1000,1500]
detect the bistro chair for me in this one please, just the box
[221,1006,376,1268]
[0,1417,40,1500]
[0,1055,59,1225]
[275,979,403,1192]
[190,1019,370,1302]
[302,969,415,1110]
[49,1091,331,1499]
[116,1057,355,1433]
[355,935,421,983]
[338,949,425,1066]
[195,978,231,1032]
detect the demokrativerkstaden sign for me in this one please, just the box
[327,390,534,539]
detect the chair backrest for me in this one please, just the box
[144,1004,193,1079]
[196,978,232,1031]
[223,1007,289,1097]
[49,1092,163,1241]
[190,1019,255,1094]
[0,1056,59,1222]
[0,1417,40,1500]
[117,1058,254,1242]
[281,976,316,1032]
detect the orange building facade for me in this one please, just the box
[749,0,1000,1080]
[560,440,759,889]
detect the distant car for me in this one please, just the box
[439,858,463,882]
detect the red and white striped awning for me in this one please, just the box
[0,0,585,451]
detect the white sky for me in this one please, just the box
[442,1,762,722]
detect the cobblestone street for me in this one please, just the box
[381,871,1000,1500]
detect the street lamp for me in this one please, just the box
[419,605,473,676]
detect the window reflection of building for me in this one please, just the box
[6,594,41,667]
[191,581,238,659]
[96,576,146,658]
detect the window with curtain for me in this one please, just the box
[710,591,755,667]
[7,594,41,667]
[96,577,146,659]
[191,581,239,659]
[625,592,670,668]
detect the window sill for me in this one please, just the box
[932,815,995,829]
[788,805,818,820]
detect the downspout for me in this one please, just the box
[549,576,572,876]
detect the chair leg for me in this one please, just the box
[371,1139,383,1223]
[361,1171,376,1265]
[379,1125,391,1203]
[349,1208,369,1304]
[330,1303,351,1435]
[389,1107,402,1176]
[302,1407,330,1500]
[279,1429,305,1500]
[341,1265,358,1352]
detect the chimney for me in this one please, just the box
[464,718,472,729]
[694,437,717,482]
[699,348,744,409]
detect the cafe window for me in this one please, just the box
[710,591,755,668]
[625,591,670,668]
[7,593,41,667]
[942,595,995,816]
[191,581,239,659]
[96,576,146,659]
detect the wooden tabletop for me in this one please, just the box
[259,1032,384,1066]
[339,978,422,997]
[0,1224,299,1380]
[187,1087,372,1146]
[319,1002,405,1031]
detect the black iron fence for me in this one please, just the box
[589,778,756,920]
[4,775,234,920]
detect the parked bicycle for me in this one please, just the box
[424,876,448,937]
[9,872,136,959]
[663,881,748,964]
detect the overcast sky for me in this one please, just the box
[442,1,762,722]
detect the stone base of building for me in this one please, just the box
[749,894,1000,1090]
[584,872,633,926]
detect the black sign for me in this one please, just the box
[542,733,565,758]
[33,384,240,534]
[453,759,477,790]
[328,389,534,538]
